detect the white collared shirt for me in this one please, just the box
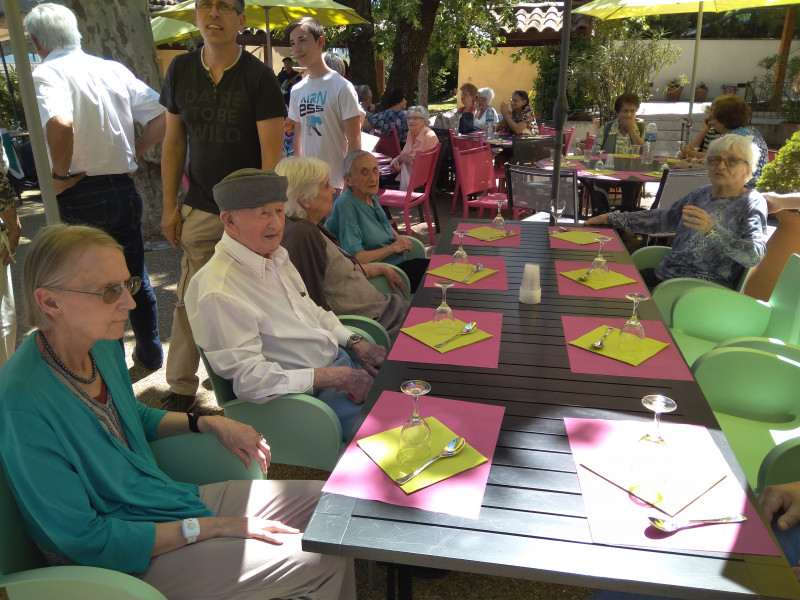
[185,233,353,402]
[32,48,164,175]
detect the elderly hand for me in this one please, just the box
[382,265,407,296]
[161,204,183,248]
[759,481,800,581]
[499,100,509,113]
[213,517,300,545]
[391,236,413,254]
[584,214,611,226]
[351,340,386,377]
[201,415,271,474]
[682,205,714,235]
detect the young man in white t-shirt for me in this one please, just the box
[287,17,361,192]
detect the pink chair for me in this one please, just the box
[453,145,507,219]
[449,130,486,214]
[563,126,576,155]
[377,145,440,244]
[374,125,402,158]
[539,124,556,136]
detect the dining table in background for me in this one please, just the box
[302,218,800,600]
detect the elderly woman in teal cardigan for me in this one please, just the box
[0,224,354,599]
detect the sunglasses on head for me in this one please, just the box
[47,276,142,304]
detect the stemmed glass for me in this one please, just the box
[619,292,649,354]
[640,394,677,444]
[398,380,433,467]
[451,231,470,277]
[551,194,566,227]
[491,199,506,230]
[590,236,611,279]
[433,280,456,331]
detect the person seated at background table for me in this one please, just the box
[356,84,375,120]
[185,169,386,437]
[363,86,409,145]
[457,82,478,115]
[497,90,538,136]
[473,87,499,134]
[277,156,410,339]
[388,105,438,190]
[585,134,767,290]
[0,223,355,600]
[326,150,429,292]
[587,92,646,215]
[674,95,768,189]
[680,105,722,159]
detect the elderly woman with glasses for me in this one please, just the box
[586,134,767,290]
[388,105,438,190]
[473,87,499,134]
[497,90,538,135]
[0,224,356,600]
[277,156,410,338]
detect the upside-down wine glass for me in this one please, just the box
[433,280,456,332]
[589,236,611,280]
[619,292,649,355]
[491,199,506,230]
[451,231,470,276]
[640,394,678,445]
[551,193,566,227]
[398,380,433,468]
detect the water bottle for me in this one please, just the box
[641,122,657,165]
[485,109,495,138]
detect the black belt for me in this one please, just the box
[80,173,133,183]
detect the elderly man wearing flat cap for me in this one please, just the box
[185,169,385,437]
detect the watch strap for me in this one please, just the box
[51,170,71,181]
[181,518,200,544]
[187,413,201,433]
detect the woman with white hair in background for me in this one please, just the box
[388,105,438,190]
[277,157,410,338]
[473,87,498,133]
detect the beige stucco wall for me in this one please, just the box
[457,47,538,112]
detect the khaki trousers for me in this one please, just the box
[165,205,224,395]
[0,230,15,369]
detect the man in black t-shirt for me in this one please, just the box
[277,57,302,106]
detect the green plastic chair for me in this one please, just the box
[758,437,800,492]
[368,263,411,300]
[197,347,343,471]
[337,315,391,350]
[691,346,800,489]
[630,245,671,271]
[669,253,800,367]
[0,433,263,599]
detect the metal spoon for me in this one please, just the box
[578,267,594,282]
[395,437,466,485]
[591,327,614,349]
[434,321,478,348]
[462,263,484,283]
[648,513,747,533]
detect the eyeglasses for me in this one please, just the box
[406,116,423,121]
[706,155,748,168]
[196,1,241,14]
[47,277,142,304]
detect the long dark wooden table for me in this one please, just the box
[302,219,800,600]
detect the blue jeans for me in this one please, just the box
[314,349,368,441]
[57,175,163,368]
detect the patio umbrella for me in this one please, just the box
[575,0,800,119]
[155,0,368,65]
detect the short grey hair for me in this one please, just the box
[275,156,331,220]
[477,87,495,103]
[706,134,757,178]
[355,84,372,103]
[24,3,82,53]
[342,149,373,179]
[407,105,429,121]
[323,51,346,76]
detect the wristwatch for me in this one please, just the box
[181,518,200,544]
[345,333,363,349]
[51,170,71,181]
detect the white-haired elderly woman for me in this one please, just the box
[473,87,499,133]
[388,105,438,190]
[277,157,410,338]
[586,134,767,290]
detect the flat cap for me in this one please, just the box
[213,168,288,211]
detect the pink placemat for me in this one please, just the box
[548,227,624,252]
[451,223,522,248]
[389,307,502,368]
[564,418,779,555]
[322,391,505,519]
[424,255,508,290]
[555,261,649,298]
[562,315,693,381]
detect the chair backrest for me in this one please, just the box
[651,168,710,211]
[406,144,440,194]
[454,146,496,198]
[197,346,236,406]
[374,125,401,158]
[562,126,575,156]
[539,124,556,136]
[765,253,800,344]
[449,129,484,153]
[758,436,800,490]
[0,460,47,576]
[512,136,554,165]
[505,164,579,216]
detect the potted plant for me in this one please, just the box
[721,84,736,96]
[664,75,688,101]
[694,81,708,102]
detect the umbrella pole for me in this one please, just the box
[552,0,573,223]
[687,2,704,133]
[264,7,272,69]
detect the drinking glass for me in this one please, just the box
[491,199,506,230]
[619,292,649,355]
[640,394,677,444]
[551,194,566,227]
[589,236,610,280]
[398,380,432,468]
[451,230,470,276]
[433,280,456,331]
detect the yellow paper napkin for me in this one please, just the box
[569,325,669,366]
[613,153,640,159]
[560,268,637,290]
[550,230,610,245]
[357,417,488,494]
[464,226,518,242]
[642,171,664,178]
[427,263,499,285]
[586,169,618,176]
[400,318,493,353]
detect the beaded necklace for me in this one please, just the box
[38,330,98,384]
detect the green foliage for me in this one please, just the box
[757,130,800,193]
[665,74,689,90]
[751,54,800,119]
[0,67,24,130]
[647,7,796,40]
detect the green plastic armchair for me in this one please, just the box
[691,346,800,488]
[337,315,391,350]
[630,245,671,271]
[669,253,800,367]
[758,437,800,491]
[368,263,411,300]
[0,433,264,599]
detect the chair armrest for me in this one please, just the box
[758,437,800,491]
[715,337,800,363]
[340,315,391,350]
[368,263,411,300]
[631,245,671,271]
[149,433,265,485]
[671,287,771,343]
[0,566,166,599]
[402,236,428,260]
[651,277,728,326]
